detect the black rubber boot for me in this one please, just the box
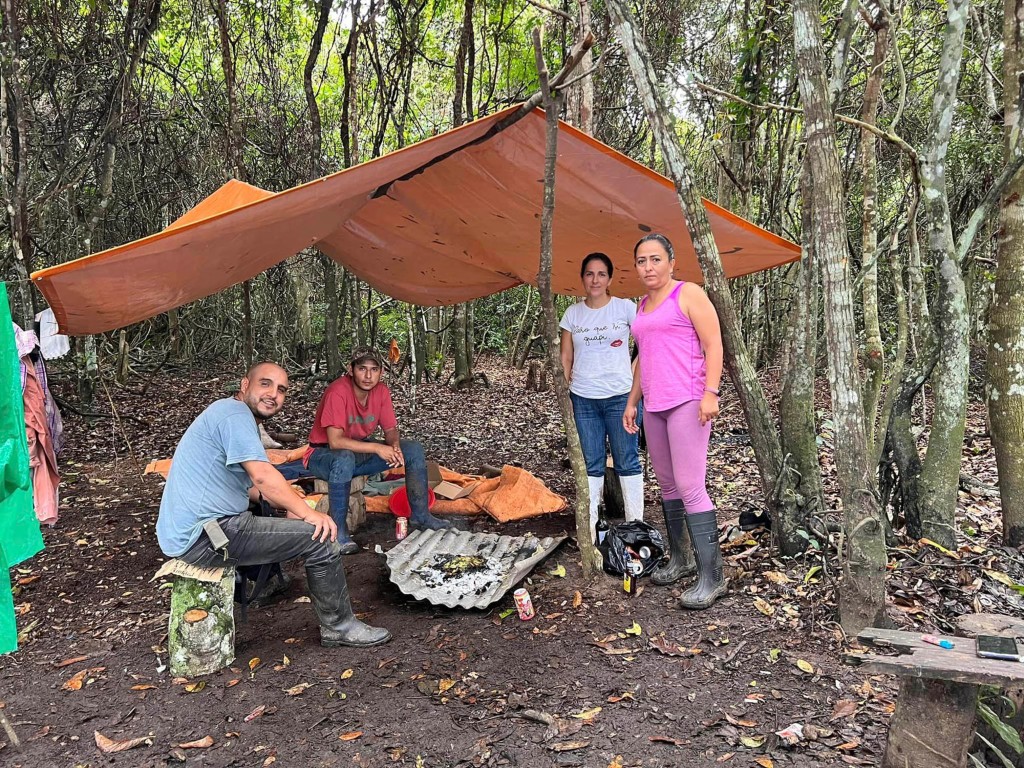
[651,499,696,585]
[678,510,727,609]
[306,559,392,647]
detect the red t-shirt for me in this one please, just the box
[308,376,398,444]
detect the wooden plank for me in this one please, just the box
[846,648,1024,687]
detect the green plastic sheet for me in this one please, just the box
[0,283,44,654]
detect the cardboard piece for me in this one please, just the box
[433,480,479,500]
[427,460,442,489]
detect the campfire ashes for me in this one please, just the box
[384,528,566,609]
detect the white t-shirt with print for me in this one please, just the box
[559,297,636,399]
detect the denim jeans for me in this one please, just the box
[277,439,430,537]
[570,392,642,478]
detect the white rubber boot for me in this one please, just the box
[588,475,604,540]
[620,474,645,522]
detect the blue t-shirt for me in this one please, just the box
[156,398,269,557]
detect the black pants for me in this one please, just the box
[178,511,343,570]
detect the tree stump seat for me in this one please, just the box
[845,626,1024,768]
[156,559,236,678]
[312,475,366,532]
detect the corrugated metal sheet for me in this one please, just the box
[384,528,566,609]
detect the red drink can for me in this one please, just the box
[395,516,408,540]
[513,588,535,620]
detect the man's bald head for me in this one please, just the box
[238,362,289,421]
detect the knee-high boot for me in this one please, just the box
[651,499,695,585]
[587,475,604,540]
[678,510,727,609]
[306,556,392,647]
[619,474,645,522]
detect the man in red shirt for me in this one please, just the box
[281,347,450,553]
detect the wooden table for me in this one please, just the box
[845,627,1024,768]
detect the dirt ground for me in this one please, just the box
[0,357,1016,767]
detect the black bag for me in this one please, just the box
[601,521,665,577]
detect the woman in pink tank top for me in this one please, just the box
[624,233,727,609]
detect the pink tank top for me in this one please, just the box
[631,282,707,412]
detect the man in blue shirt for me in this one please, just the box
[157,362,390,648]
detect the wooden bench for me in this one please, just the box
[845,627,1024,768]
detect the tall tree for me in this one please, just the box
[606,0,812,557]
[989,0,1024,545]
[793,0,887,630]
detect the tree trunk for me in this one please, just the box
[917,0,970,551]
[779,161,824,547]
[0,0,35,326]
[452,303,472,388]
[793,0,887,632]
[606,0,806,552]
[324,260,342,376]
[989,0,1024,546]
[860,18,890,446]
[532,27,601,581]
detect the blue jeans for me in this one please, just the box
[570,392,642,478]
[277,439,430,539]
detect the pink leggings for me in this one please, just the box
[644,400,714,513]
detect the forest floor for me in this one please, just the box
[1,355,1020,768]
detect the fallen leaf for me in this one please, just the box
[571,706,602,721]
[285,682,311,696]
[754,758,774,768]
[753,597,775,616]
[550,740,590,752]
[262,757,276,767]
[648,735,684,746]
[63,670,87,691]
[921,538,959,559]
[55,655,90,668]
[717,753,735,762]
[795,659,814,674]
[607,692,634,703]
[244,705,267,722]
[725,714,757,728]
[249,657,261,672]
[762,571,791,584]
[339,731,363,741]
[549,564,566,578]
[625,621,642,636]
[573,591,583,608]
[130,684,157,691]
[739,734,766,748]
[439,678,456,693]
[837,741,861,750]
[183,609,208,623]
[94,730,152,753]
[830,699,858,721]
[226,679,241,688]
[178,736,214,749]
[17,575,40,585]
[184,681,206,693]
[340,668,354,680]
[648,635,701,657]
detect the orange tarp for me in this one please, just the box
[32,107,800,336]
[364,465,567,522]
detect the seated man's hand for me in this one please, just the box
[376,443,404,468]
[294,508,337,543]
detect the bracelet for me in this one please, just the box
[705,387,720,396]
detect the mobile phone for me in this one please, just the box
[976,634,1023,662]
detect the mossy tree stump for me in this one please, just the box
[168,568,236,678]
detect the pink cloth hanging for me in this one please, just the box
[23,362,59,525]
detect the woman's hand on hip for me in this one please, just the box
[698,392,720,425]
[623,404,640,434]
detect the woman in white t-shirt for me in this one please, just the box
[559,252,644,538]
